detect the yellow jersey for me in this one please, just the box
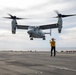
[50,40,56,47]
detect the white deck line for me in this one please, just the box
[47,65,76,72]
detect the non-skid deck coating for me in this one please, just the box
[0,51,76,75]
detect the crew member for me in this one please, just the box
[50,38,56,57]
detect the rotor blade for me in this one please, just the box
[4,17,12,19]
[16,17,29,19]
[8,13,13,17]
[53,16,58,18]
[5,13,29,20]
[54,10,76,18]
[54,10,60,15]
[16,17,25,19]
[61,14,76,17]
[54,10,62,18]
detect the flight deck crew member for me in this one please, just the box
[50,38,56,57]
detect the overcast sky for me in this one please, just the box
[0,0,76,51]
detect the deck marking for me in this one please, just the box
[47,65,76,72]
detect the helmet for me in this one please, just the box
[51,38,55,40]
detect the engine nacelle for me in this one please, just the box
[11,19,17,34]
[58,28,62,33]
[58,17,63,33]
[12,24,16,34]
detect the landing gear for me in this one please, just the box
[30,34,32,37]
[30,37,33,40]
[43,37,46,40]
[29,34,33,40]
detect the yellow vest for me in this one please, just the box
[50,40,56,47]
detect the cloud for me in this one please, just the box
[58,27,76,47]
[0,0,76,50]
[0,0,48,9]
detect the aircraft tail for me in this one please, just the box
[44,29,51,36]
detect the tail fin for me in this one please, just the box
[44,29,51,36]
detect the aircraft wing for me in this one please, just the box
[17,25,29,30]
[39,23,58,30]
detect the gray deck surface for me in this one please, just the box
[0,51,76,75]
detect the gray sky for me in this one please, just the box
[0,0,76,51]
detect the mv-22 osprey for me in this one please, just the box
[4,11,76,40]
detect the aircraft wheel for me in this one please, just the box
[43,37,45,40]
[30,35,32,37]
[30,38,33,40]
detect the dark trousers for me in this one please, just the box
[51,46,56,57]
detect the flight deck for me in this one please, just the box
[0,51,76,75]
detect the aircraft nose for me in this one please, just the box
[27,30,32,34]
[27,31,30,34]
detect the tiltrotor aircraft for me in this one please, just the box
[4,11,76,40]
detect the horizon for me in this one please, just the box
[0,47,76,51]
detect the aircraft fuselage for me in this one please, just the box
[27,27,45,40]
